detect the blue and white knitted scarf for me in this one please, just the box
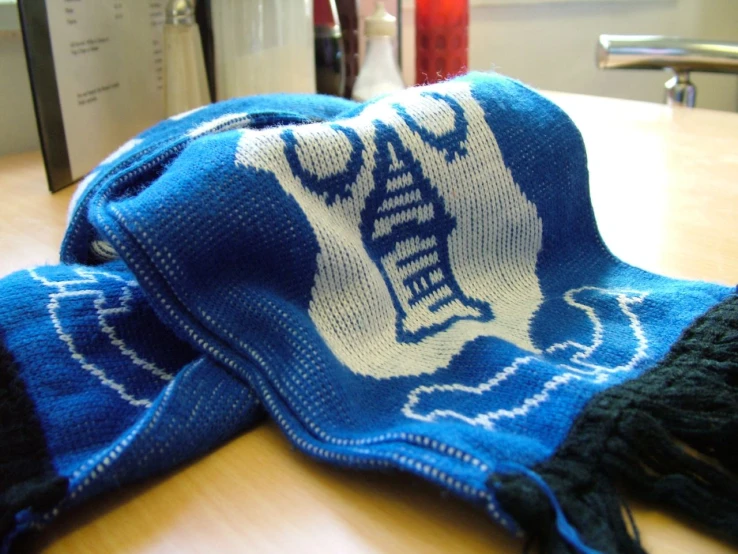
[2,73,737,554]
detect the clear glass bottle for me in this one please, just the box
[352,2,404,102]
[164,0,211,116]
[211,0,316,100]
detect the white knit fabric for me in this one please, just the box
[236,82,543,379]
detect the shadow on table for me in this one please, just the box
[12,421,523,553]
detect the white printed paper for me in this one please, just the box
[45,0,165,179]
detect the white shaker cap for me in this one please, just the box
[365,2,397,38]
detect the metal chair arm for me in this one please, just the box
[596,35,738,107]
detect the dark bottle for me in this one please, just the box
[314,0,346,96]
[336,0,359,98]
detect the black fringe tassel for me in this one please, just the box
[491,293,738,554]
[0,337,67,544]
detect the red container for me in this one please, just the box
[415,0,469,85]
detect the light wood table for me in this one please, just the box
[2,93,737,554]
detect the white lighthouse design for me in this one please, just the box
[362,121,492,342]
[235,82,545,380]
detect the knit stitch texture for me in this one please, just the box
[0,262,261,551]
[3,73,737,553]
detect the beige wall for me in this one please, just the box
[400,0,738,112]
[2,0,737,157]
[0,29,39,156]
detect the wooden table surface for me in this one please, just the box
[2,92,737,554]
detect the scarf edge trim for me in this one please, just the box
[0,336,68,551]
[491,292,738,553]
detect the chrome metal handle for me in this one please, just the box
[596,35,738,108]
[597,35,738,73]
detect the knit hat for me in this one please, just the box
[6,73,738,553]
[0,261,261,550]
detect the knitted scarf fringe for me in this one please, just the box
[491,293,738,554]
[0,339,67,545]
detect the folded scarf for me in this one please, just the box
[0,261,261,551]
[2,95,355,551]
[4,73,738,553]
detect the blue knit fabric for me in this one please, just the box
[3,93,356,551]
[62,93,357,265]
[3,73,736,553]
[0,262,260,550]
[78,74,731,542]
